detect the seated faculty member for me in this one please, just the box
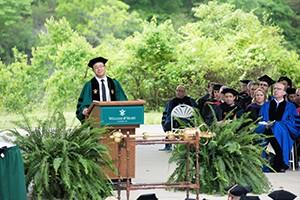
[216,88,243,121]
[256,82,298,172]
[160,85,197,151]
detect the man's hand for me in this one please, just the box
[266,121,275,129]
[259,121,275,129]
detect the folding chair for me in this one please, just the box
[170,104,195,132]
[289,144,296,171]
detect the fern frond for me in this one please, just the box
[168,112,271,194]
[9,111,113,199]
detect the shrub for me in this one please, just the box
[8,111,113,200]
[168,114,270,194]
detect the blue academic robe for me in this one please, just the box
[256,101,298,166]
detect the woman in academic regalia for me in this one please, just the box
[245,88,267,122]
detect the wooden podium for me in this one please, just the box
[87,100,145,179]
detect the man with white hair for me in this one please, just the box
[257,82,298,172]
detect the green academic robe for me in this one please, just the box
[76,76,128,121]
[0,146,27,200]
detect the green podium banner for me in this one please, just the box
[99,105,144,125]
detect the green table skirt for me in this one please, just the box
[0,145,26,200]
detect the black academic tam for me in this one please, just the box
[268,189,297,200]
[241,196,260,200]
[137,193,158,200]
[258,74,275,86]
[88,56,108,68]
[240,80,252,84]
[226,184,252,196]
[221,88,239,96]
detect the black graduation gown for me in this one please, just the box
[245,103,262,122]
[217,102,243,120]
[201,98,222,125]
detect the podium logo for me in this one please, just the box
[119,109,126,116]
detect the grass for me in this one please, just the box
[0,110,162,129]
[144,111,162,125]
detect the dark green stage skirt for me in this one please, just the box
[0,146,27,200]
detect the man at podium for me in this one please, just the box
[76,56,128,122]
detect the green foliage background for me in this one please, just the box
[0,0,300,112]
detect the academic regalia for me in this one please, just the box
[76,76,127,121]
[241,196,260,200]
[286,88,296,95]
[197,93,210,116]
[238,92,252,110]
[222,88,239,96]
[258,75,275,86]
[268,189,297,200]
[216,102,243,120]
[286,88,296,103]
[137,193,158,200]
[0,145,27,200]
[201,98,222,125]
[162,96,197,132]
[88,56,108,67]
[239,80,251,94]
[226,184,251,199]
[278,76,292,88]
[240,80,251,85]
[239,80,251,106]
[217,88,243,120]
[245,103,262,121]
[256,100,298,168]
[198,84,223,118]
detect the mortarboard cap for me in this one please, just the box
[221,88,239,96]
[137,193,158,200]
[278,76,292,88]
[240,80,252,84]
[88,56,108,68]
[241,196,260,200]
[226,184,252,196]
[268,189,297,200]
[213,83,223,91]
[286,88,296,95]
[258,75,275,86]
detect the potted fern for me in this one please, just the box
[7,111,113,200]
[168,113,271,194]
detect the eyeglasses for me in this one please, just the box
[176,89,185,92]
[259,83,268,87]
